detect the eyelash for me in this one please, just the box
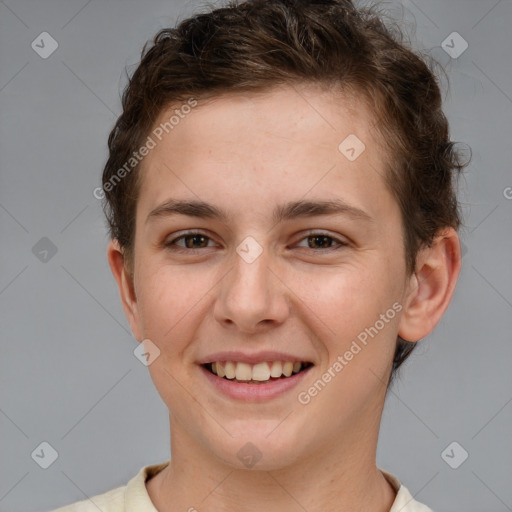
[164,230,349,253]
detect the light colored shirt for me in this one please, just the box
[51,461,434,512]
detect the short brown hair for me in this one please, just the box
[101,0,467,384]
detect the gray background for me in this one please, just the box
[0,0,511,510]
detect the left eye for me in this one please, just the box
[295,233,348,250]
[165,231,348,251]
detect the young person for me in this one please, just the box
[54,0,466,510]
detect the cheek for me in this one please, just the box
[296,260,401,375]
[135,263,220,363]
[135,265,195,342]
[301,271,399,420]
[137,267,202,401]
[295,261,389,330]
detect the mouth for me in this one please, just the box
[202,360,314,384]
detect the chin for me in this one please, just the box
[209,430,305,471]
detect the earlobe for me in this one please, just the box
[398,228,461,342]
[106,239,143,341]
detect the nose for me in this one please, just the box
[213,242,290,333]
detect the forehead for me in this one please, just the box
[148,84,377,153]
[136,83,395,225]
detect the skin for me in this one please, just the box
[108,83,461,512]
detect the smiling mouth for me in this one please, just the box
[203,361,314,383]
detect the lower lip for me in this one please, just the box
[199,364,313,402]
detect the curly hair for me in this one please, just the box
[100,0,467,385]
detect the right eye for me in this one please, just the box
[164,231,217,251]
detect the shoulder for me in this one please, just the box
[50,484,125,512]
[49,461,169,512]
[380,468,436,512]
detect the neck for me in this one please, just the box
[147,412,396,512]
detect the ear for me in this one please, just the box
[398,227,462,342]
[107,239,143,341]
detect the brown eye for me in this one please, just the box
[295,232,348,251]
[165,231,215,251]
[307,235,334,249]
[181,234,210,249]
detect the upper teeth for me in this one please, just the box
[210,361,306,381]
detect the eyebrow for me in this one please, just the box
[146,198,373,226]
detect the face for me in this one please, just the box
[113,83,415,470]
